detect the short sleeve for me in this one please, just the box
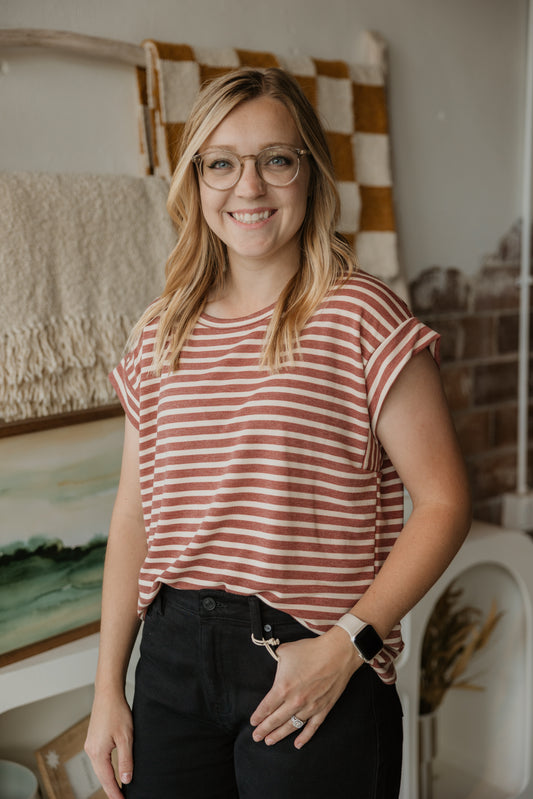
[358,276,440,432]
[109,339,143,430]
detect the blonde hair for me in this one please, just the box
[132,67,356,372]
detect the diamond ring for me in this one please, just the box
[290,715,305,729]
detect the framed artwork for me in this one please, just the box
[35,715,116,799]
[0,415,124,666]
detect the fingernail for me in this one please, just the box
[121,773,132,784]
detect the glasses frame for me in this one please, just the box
[192,145,310,190]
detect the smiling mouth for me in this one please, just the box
[229,210,276,224]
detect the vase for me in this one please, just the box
[418,711,438,799]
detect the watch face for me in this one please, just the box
[355,625,383,660]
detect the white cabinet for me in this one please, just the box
[397,521,533,799]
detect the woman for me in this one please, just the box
[85,67,471,799]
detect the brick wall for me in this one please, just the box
[408,222,533,524]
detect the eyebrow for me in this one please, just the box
[200,142,302,153]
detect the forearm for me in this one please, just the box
[349,498,471,640]
[94,417,146,696]
[94,517,145,696]
[86,418,146,794]
[346,348,473,640]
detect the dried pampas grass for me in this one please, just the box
[419,581,503,715]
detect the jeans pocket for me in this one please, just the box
[275,620,317,647]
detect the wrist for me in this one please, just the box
[334,613,384,662]
[324,624,364,669]
[94,675,128,698]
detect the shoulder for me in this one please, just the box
[129,300,162,354]
[119,304,162,382]
[327,270,413,327]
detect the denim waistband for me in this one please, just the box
[155,583,311,640]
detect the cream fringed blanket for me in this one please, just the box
[0,172,176,422]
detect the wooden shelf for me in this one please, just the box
[0,632,140,714]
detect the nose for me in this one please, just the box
[235,157,266,197]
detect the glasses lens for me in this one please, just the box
[257,147,300,186]
[199,151,241,189]
[196,147,302,189]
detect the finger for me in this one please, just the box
[254,704,309,743]
[85,740,126,799]
[250,691,285,728]
[252,705,290,742]
[293,713,325,749]
[263,715,309,746]
[116,740,134,786]
[262,706,329,748]
[252,686,323,740]
[95,759,124,799]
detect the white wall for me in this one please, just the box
[0,0,527,281]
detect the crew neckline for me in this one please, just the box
[199,302,276,328]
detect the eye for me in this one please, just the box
[261,148,297,170]
[204,152,238,171]
[268,154,291,166]
[208,159,232,170]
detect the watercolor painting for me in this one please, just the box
[0,416,124,663]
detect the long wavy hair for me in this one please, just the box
[131,67,357,372]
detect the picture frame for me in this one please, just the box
[35,715,117,799]
[0,414,124,666]
[0,404,123,440]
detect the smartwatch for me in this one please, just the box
[335,614,383,662]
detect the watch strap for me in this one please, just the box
[335,613,368,641]
[335,613,383,662]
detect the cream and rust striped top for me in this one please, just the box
[110,271,440,683]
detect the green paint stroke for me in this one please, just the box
[0,538,107,655]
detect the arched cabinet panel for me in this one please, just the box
[398,521,533,799]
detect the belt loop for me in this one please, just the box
[158,583,167,616]
[248,595,263,639]
[248,596,280,662]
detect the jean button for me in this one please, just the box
[202,596,217,611]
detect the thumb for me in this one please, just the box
[115,743,134,786]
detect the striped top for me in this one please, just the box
[111,271,439,683]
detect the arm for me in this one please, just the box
[85,417,147,798]
[347,349,471,636]
[250,349,471,747]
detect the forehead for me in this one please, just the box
[202,96,302,150]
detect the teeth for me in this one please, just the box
[231,210,272,224]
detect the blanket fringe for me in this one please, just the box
[1,312,134,422]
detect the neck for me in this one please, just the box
[206,255,299,319]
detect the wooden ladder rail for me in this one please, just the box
[0,28,145,66]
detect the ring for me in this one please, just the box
[290,715,305,729]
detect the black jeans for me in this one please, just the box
[124,586,403,799]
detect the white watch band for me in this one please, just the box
[335,613,367,641]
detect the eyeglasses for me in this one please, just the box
[192,145,310,190]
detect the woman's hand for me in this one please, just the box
[85,691,134,799]
[249,625,362,748]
